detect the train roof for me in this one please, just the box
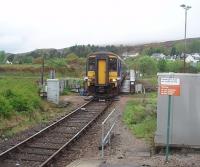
[88,51,118,57]
[87,51,128,67]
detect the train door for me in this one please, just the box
[98,59,106,85]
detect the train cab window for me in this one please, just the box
[88,58,95,71]
[109,58,117,71]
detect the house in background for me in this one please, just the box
[151,53,166,60]
[192,53,200,61]
[185,54,199,63]
[165,55,176,61]
[6,60,12,64]
[122,52,139,60]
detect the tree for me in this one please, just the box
[170,47,177,56]
[0,51,6,64]
[166,60,183,73]
[137,56,158,75]
[157,59,167,72]
[188,40,200,53]
[32,57,43,64]
[66,53,79,63]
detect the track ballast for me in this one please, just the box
[0,100,111,167]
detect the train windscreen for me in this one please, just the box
[109,58,117,71]
[88,58,95,71]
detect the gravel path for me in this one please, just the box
[102,95,200,167]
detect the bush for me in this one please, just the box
[138,56,158,75]
[0,78,41,117]
[157,59,167,72]
[0,95,13,118]
[123,95,157,141]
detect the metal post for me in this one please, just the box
[166,95,172,162]
[180,4,191,73]
[101,123,104,159]
[41,56,44,86]
[183,9,187,73]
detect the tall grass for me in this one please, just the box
[123,93,157,141]
[0,77,41,118]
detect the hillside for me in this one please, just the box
[3,37,200,63]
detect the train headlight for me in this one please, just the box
[110,78,117,82]
[84,76,88,81]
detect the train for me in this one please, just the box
[84,51,127,98]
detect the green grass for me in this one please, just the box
[123,93,157,141]
[0,101,68,138]
[0,77,41,118]
[0,76,73,138]
[61,88,71,95]
[0,61,85,78]
[138,75,157,86]
[0,75,83,138]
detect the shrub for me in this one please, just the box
[0,95,13,118]
[0,78,41,116]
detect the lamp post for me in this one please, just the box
[180,4,191,73]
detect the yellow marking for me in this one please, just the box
[98,59,106,85]
[109,71,117,77]
[109,72,117,81]
[88,71,95,78]
[109,72,117,87]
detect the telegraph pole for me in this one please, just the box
[41,56,44,86]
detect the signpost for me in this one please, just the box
[160,76,180,162]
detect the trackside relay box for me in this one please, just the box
[155,73,200,148]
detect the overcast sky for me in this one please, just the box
[0,0,199,53]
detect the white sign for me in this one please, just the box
[161,78,180,86]
[160,77,181,96]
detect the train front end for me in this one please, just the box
[85,52,122,98]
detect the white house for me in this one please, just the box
[122,52,139,59]
[185,55,199,63]
[192,53,200,61]
[151,53,166,60]
[6,60,12,64]
[165,55,176,61]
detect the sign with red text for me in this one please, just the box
[160,77,180,96]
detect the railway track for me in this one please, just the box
[0,100,111,167]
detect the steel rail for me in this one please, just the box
[0,99,112,167]
[0,99,93,159]
[40,101,111,167]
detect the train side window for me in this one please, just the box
[109,58,117,71]
[88,58,95,71]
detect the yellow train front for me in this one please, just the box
[85,51,126,98]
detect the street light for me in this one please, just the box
[180,4,191,73]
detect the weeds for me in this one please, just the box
[123,93,157,142]
[0,77,41,118]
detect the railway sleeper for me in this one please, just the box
[7,152,49,162]
[38,136,70,144]
[50,128,81,134]
[72,113,97,118]
[1,159,41,167]
[20,147,56,156]
[42,132,74,139]
[27,142,63,150]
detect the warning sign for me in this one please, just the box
[160,77,180,96]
